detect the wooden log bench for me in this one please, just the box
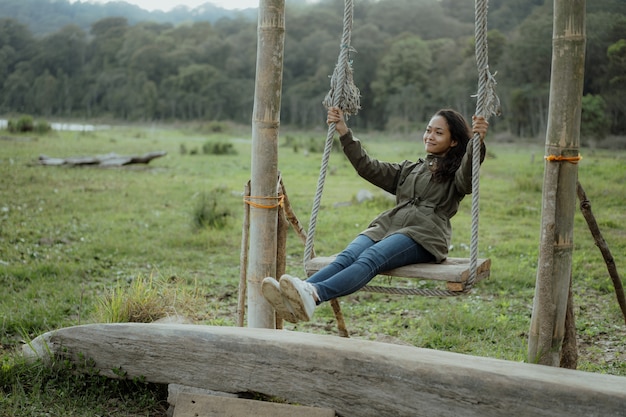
[24,323,626,417]
[304,256,491,336]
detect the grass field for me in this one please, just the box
[1,122,625,415]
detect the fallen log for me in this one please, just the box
[38,151,166,167]
[23,324,626,417]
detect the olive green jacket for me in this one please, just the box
[340,130,485,263]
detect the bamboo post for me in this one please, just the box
[248,0,286,329]
[528,0,586,366]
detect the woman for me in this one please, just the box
[263,107,489,323]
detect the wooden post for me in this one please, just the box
[248,0,286,328]
[577,181,626,323]
[237,181,251,327]
[275,179,288,330]
[528,0,586,366]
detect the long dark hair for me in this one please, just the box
[431,109,480,183]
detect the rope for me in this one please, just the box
[363,285,467,297]
[243,194,284,209]
[466,0,500,291]
[545,154,582,164]
[304,0,360,264]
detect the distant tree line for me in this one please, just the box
[0,0,260,36]
[0,0,625,140]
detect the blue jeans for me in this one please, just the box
[307,234,435,303]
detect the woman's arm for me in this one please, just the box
[327,107,403,194]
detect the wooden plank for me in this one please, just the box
[305,256,491,283]
[168,383,238,405]
[173,392,335,417]
[24,323,626,417]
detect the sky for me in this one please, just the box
[86,1,261,12]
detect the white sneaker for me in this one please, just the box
[279,274,318,322]
[261,277,299,323]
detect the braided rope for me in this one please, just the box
[467,0,500,291]
[304,0,360,264]
[363,285,466,297]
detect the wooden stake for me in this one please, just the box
[237,181,251,327]
[275,180,288,330]
[577,181,626,323]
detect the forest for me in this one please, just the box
[0,0,625,140]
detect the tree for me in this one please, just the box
[0,0,623,134]
[350,23,390,130]
[426,36,474,118]
[88,17,129,70]
[0,18,37,111]
[177,64,222,119]
[89,68,129,118]
[501,7,553,136]
[584,13,626,95]
[115,22,171,71]
[36,24,86,77]
[32,70,58,116]
[489,0,545,32]
[371,34,432,129]
[367,0,471,40]
[284,69,330,127]
[2,62,35,113]
[605,38,626,134]
[222,23,258,80]
[507,84,550,137]
[128,44,175,83]
[580,94,609,145]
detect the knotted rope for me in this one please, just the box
[466,0,500,292]
[304,0,360,264]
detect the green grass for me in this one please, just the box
[1,351,168,416]
[1,125,625,415]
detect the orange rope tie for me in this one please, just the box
[243,194,284,209]
[544,154,583,164]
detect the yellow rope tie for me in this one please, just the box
[243,194,284,209]
[544,154,583,164]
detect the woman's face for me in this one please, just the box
[423,115,458,156]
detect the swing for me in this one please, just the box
[302,0,500,332]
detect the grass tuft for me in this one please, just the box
[191,189,233,232]
[93,274,202,324]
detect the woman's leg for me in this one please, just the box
[313,234,435,302]
[306,234,376,285]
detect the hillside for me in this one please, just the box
[0,0,259,36]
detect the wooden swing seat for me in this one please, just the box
[305,256,491,292]
[304,256,491,337]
